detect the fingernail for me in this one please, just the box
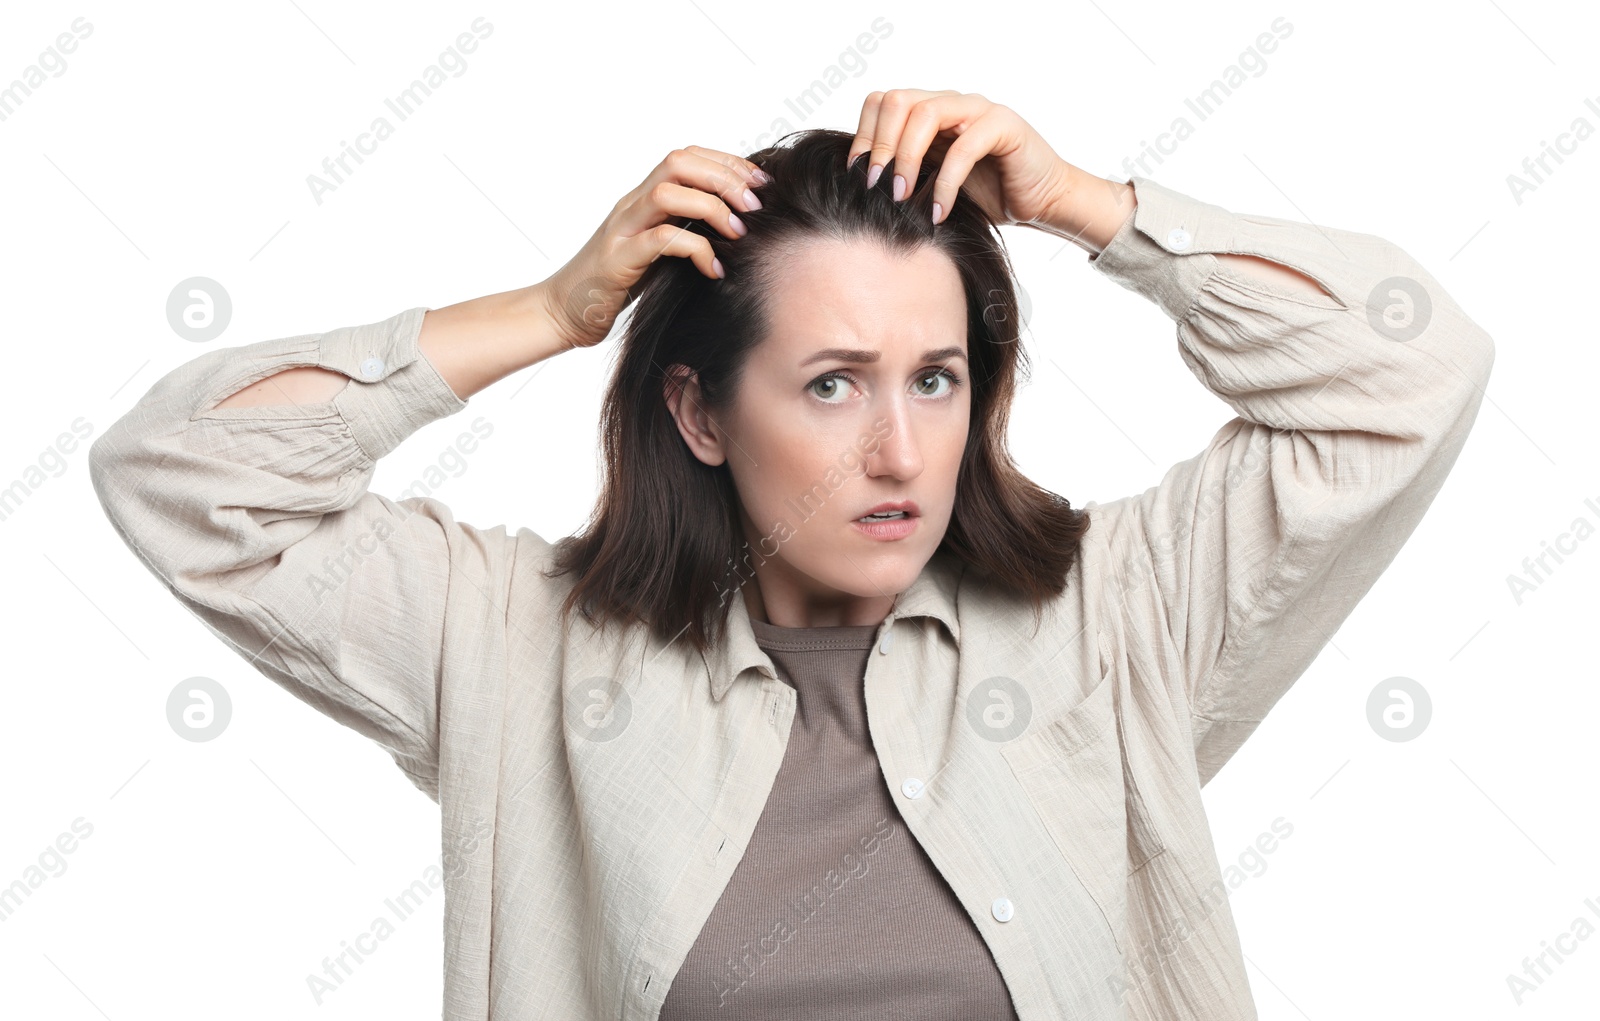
[893,174,906,202]
[866,163,883,189]
[751,168,772,185]
[743,188,763,211]
[728,212,747,237]
[712,257,725,279]
[932,202,942,225]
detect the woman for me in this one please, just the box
[90,90,1494,1019]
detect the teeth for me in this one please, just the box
[860,511,908,521]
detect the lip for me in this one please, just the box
[855,500,920,520]
[851,500,920,541]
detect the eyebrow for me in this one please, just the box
[799,346,968,367]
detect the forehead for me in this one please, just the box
[760,237,967,352]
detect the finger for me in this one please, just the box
[623,222,723,280]
[846,92,886,170]
[682,144,770,190]
[624,180,746,241]
[863,89,932,191]
[676,145,770,210]
[894,93,991,207]
[860,88,939,188]
[924,113,1010,224]
[631,148,765,228]
[865,88,957,197]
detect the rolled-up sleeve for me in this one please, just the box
[88,306,516,800]
[1082,176,1495,786]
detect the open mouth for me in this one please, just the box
[851,503,920,539]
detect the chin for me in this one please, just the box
[830,551,929,596]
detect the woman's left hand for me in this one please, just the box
[845,89,1081,229]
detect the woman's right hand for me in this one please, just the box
[538,146,771,352]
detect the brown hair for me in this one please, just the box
[545,127,1089,653]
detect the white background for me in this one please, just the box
[1,1,1595,1017]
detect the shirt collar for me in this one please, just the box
[702,550,965,703]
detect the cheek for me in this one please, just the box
[928,413,969,472]
[926,420,969,524]
[938,410,969,452]
[734,427,835,522]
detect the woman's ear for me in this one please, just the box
[662,363,728,467]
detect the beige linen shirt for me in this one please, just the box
[88,176,1495,1019]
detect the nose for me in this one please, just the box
[864,393,924,481]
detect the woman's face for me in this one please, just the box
[672,237,971,626]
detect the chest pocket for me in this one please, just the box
[999,667,1166,953]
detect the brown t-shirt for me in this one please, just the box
[658,617,1020,1020]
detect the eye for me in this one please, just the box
[807,368,966,404]
[808,370,859,403]
[915,368,964,398]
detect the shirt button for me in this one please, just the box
[901,777,924,799]
[359,356,385,380]
[992,897,1015,922]
[1166,227,1192,251]
[878,629,894,654]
